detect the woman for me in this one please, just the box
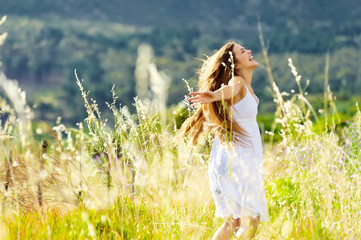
[177,41,269,239]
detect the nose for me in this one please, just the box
[248,49,252,54]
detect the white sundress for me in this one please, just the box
[208,85,269,222]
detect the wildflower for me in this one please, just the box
[39,170,48,180]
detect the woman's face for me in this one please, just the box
[232,44,258,70]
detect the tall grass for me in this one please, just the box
[1,31,361,239]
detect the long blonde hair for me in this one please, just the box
[176,41,248,145]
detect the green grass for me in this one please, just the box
[2,180,218,239]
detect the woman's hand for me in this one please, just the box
[188,91,216,105]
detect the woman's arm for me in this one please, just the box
[189,76,244,105]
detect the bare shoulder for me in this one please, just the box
[228,76,246,88]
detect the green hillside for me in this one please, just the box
[0,0,361,123]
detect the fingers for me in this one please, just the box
[188,91,212,106]
[189,91,204,95]
[189,96,205,104]
[189,99,203,104]
[188,96,204,107]
[188,96,199,102]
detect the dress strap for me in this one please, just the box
[244,84,250,93]
[245,84,259,104]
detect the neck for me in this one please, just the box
[243,69,253,85]
[236,68,254,85]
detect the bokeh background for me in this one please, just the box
[1,0,361,124]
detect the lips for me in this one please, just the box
[249,55,254,61]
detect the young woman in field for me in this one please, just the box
[177,41,269,239]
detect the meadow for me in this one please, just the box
[1,19,361,240]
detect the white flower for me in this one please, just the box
[39,170,48,180]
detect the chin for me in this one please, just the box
[250,60,258,69]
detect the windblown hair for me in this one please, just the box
[176,41,248,145]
